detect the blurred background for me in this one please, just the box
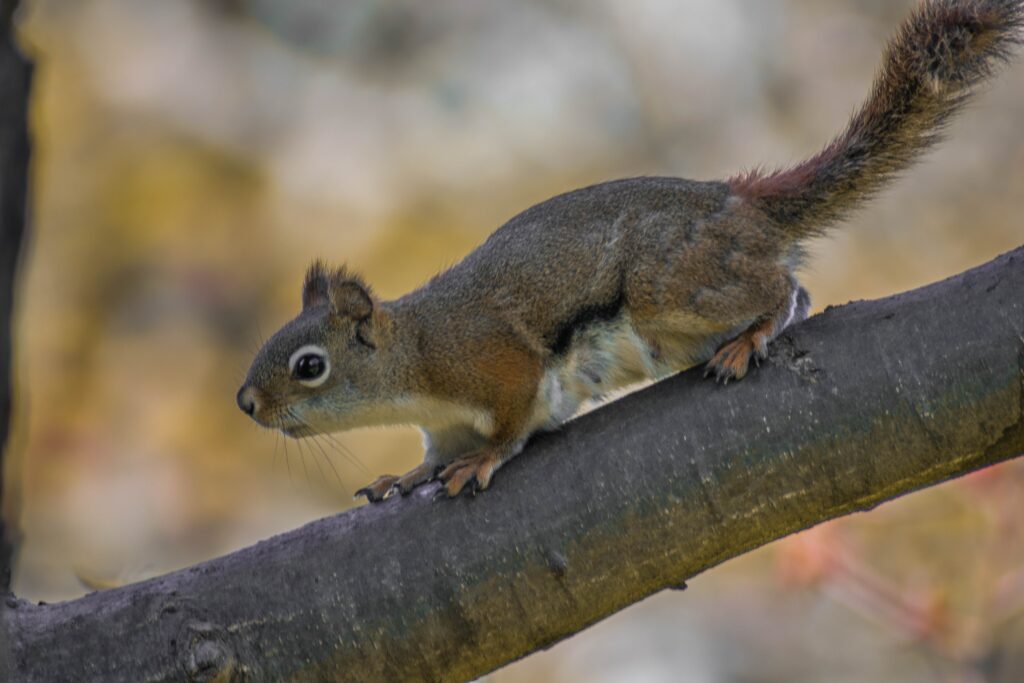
[4,0,1024,680]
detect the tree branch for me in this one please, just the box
[0,0,30,595]
[3,247,1023,682]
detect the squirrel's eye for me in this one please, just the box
[288,344,331,388]
[295,355,323,379]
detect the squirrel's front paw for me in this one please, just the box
[355,462,439,503]
[437,450,502,498]
[355,475,400,503]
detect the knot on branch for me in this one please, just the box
[178,620,247,683]
[771,334,822,383]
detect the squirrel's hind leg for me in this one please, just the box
[705,282,811,383]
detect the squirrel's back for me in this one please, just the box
[401,176,732,353]
[410,0,1024,338]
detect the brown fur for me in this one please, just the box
[239,1,1022,500]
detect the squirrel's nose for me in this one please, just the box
[236,385,257,417]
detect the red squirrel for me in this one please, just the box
[237,0,1023,501]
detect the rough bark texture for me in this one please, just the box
[0,0,30,595]
[2,247,1023,682]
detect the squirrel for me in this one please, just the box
[237,0,1023,501]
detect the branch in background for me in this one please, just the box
[0,0,30,595]
[3,247,1023,682]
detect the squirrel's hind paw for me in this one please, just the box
[705,332,767,383]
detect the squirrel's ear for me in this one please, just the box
[328,278,374,321]
[302,261,375,321]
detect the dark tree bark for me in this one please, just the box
[2,247,1023,682]
[0,0,30,595]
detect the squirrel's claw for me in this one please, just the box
[705,338,752,383]
[359,452,505,502]
[437,450,501,498]
[356,461,440,502]
[354,475,399,503]
[392,462,440,496]
[705,326,774,383]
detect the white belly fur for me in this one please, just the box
[528,312,671,432]
[406,312,740,453]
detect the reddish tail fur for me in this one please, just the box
[730,0,1024,240]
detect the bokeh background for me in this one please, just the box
[5,0,1024,680]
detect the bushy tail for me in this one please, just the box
[729,0,1023,239]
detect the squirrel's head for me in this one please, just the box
[237,261,392,437]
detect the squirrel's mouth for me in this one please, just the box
[281,424,315,438]
[257,407,320,438]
